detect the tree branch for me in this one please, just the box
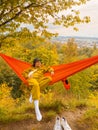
[0,1,48,27]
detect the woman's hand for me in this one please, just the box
[51,71,54,76]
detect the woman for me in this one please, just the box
[23,58,54,121]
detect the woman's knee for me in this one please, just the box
[28,78,39,86]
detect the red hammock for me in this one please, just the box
[0,53,98,88]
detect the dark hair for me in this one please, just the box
[32,58,41,67]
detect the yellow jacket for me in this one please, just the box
[23,65,54,80]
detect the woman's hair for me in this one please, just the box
[32,58,41,67]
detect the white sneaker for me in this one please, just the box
[34,100,42,121]
[61,117,72,130]
[54,116,62,130]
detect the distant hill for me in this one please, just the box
[51,36,98,48]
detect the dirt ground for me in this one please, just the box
[0,109,88,130]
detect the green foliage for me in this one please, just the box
[0,59,22,98]
[78,47,94,57]
[66,66,98,99]
[89,66,98,90]
[60,38,78,63]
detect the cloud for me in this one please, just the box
[48,0,98,37]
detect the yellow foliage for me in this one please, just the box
[0,83,15,109]
[41,92,54,104]
[88,93,98,108]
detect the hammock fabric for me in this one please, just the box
[0,53,98,87]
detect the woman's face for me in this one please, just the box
[35,61,42,68]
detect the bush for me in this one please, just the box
[81,108,98,130]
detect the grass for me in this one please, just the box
[77,92,98,130]
[44,110,57,121]
[0,93,88,123]
[40,100,65,113]
[0,113,34,124]
[78,108,98,130]
[0,98,35,123]
[0,89,98,130]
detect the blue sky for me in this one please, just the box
[47,0,98,37]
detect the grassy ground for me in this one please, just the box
[0,84,98,130]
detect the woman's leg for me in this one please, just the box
[28,78,40,100]
[39,76,52,91]
[28,78,42,121]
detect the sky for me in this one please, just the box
[22,0,98,37]
[47,0,98,37]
